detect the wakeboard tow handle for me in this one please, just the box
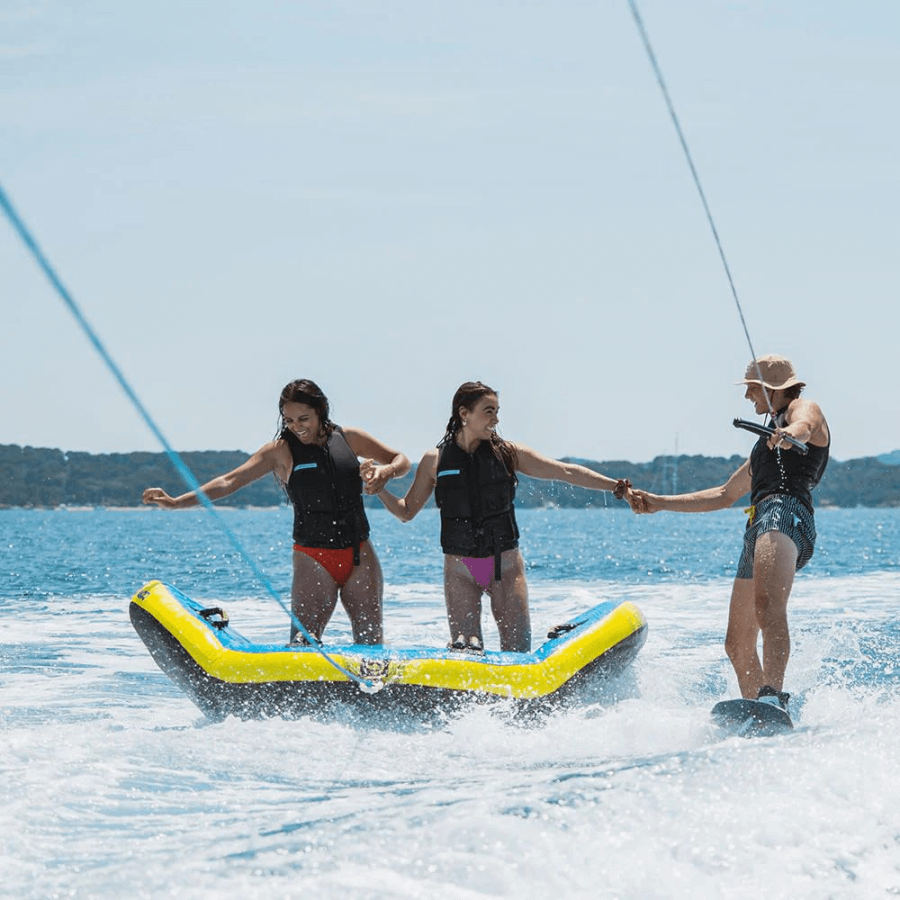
[732,419,808,455]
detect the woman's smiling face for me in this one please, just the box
[461,394,499,441]
[281,402,322,444]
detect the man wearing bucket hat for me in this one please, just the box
[627,355,830,715]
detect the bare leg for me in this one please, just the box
[291,550,339,642]
[724,577,764,698]
[725,531,798,698]
[338,540,384,645]
[443,556,484,645]
[752,530,797,692]
[486,550,530,652]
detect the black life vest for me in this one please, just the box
[283,427,370,556]
[749,409,830,512]
[434,439,519,576]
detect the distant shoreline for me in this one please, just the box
[2,443,898,509]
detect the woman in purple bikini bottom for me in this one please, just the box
[371,381,631,653]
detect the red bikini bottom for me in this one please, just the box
[293,544,356,588]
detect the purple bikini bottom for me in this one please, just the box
[462,556,495,590]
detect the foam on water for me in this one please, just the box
[2,510,900,898]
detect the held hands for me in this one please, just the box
[360,459,394,495]
[613,478,632,500]
[627,489,654,514]
[613,480,655,515]
[613,478,652,514]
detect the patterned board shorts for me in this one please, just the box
[736,494,817,580]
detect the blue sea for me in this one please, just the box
[2,505,899,899]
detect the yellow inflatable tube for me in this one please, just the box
[130,580,647,719]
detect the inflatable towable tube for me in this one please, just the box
[130,580,648,720]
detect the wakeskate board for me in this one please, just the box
[711,698,793,737]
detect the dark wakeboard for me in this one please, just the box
[711,698,793,737]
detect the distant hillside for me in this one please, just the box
[1,444,898,509]
[879,450,900,466]
[0,446,284,508]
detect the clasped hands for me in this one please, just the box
[614,478,652,515]
[360,459,394,495]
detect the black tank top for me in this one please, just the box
[749,410,830,512]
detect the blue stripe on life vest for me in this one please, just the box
[292,463,318,471]
[437,469,460,477]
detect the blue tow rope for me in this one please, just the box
[0,183,375,692]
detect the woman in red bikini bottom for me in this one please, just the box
[371,381,631,653]
[143,379,409,645]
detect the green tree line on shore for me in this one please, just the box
[1,444,897,509]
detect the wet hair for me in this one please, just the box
[440,381,518,476]
[277,379,335,440]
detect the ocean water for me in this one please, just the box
[2,505,899,899]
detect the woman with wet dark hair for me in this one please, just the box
[143,379,409,645]
[372,381,630,653]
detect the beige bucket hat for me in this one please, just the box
[737,354,806,391]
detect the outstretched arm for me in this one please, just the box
[142,441,287,509]
[629,460,751,515]
[514,444,626,494]
[375,449,438,522]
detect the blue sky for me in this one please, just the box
[3,1,898,465]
